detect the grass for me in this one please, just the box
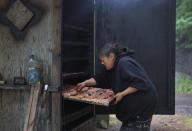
[109,120,119,125]
[175,72,192,95]
[185,117,192,129]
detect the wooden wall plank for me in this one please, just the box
[0,0,62,130]
[24,87,35,131]
[51,0,62,86]
[0,0,53,84]
[0,87,52,131]
[0,89,30,131]
[23,84,41,131]
[51,93,62,131]
[28,85,41,131]
[51,0,62,130]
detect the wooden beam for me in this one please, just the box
[51,92,62,131]
[23,84,41,131]
[23,86,34,131]
[51,0,62,130]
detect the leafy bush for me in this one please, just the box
[176,0,192,48]
[175,72,192,94]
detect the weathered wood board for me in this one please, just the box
[0,0,53,84]
[23,84,41,131]
[0,87,51,131]
[0,89,30,131]
[0,0,62,130]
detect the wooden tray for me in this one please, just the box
[62,86,115,107]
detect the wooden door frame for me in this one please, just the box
[51,0,62,131]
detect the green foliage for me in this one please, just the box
[176,0,192,48]
[175,72,192,94]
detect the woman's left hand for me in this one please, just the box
[114,92,124,105]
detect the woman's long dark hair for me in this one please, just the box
[98,43,125,57]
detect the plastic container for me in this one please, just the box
[27,54,41,85]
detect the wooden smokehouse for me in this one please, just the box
[0,0,175,130]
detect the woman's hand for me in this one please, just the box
[76,78,97,91]
[76,82,86,91]
[114,92,124,105]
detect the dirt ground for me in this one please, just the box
[96,114,192,131]
[96,94,192,131]
[151,114,192,131]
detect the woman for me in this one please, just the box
[76,43,158,131]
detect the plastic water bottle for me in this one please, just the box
[27,54,41,85]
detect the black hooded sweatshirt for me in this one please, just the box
[93,48,158,123]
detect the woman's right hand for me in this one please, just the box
[76,78,96,91]
[76,82,86,91]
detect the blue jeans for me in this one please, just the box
[120,119,152,131]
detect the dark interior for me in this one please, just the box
[95,0,175,114]
[61,0,94,130]
[62,0,94,74]
[61,0,175,129]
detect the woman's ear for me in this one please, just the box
[109,53,115,60]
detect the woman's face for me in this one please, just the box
[99,53,115,70]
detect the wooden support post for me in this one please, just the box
[23,84,41,131]
[51,92,62,131]
[51,0,62,130]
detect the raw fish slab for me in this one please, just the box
[62,85,115,106]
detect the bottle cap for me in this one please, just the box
[30,54,34,58]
